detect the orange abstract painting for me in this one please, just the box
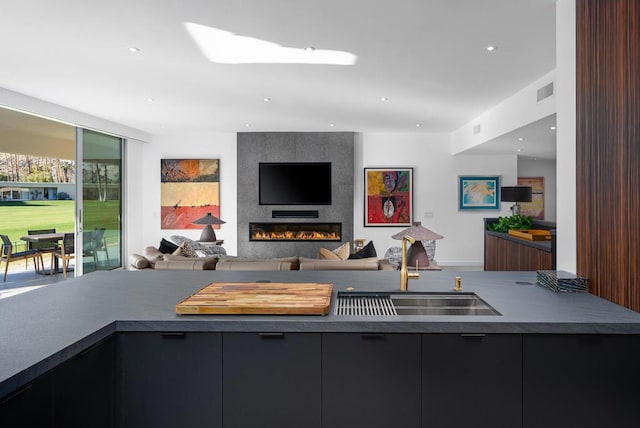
[160,159,221,229]
[518,176,544,219]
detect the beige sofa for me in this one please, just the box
[128,248,393,271]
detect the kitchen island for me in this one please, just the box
[2,270,640,427]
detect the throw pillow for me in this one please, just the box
[172,243,184,256]
[333,242,350,259]
[348,240,377,259]
[318,242,350,260]
[181,241,199,258]
[159,238,179,254]
[319,247,340,260]
[128,254,150,269]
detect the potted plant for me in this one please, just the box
[486,214,533,233]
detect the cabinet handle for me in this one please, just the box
[461,333,486,339]
[79,342,101,357]
[259,333,285,338]
[78,336,112,357]
[1,383,32,404]
[160,332,186,338]
[361,333,386,340]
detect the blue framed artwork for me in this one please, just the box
[458,175,500,210]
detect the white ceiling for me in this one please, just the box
[0,0,556,154]
[462,113,557,160]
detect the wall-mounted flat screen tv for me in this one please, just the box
[259,162,332,205]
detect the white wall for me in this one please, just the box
[355,132,515,266]
[136,131,514,267]
[517,158,557,222]
[137,131,238,256]
[555,0,577,273]
[124,139,145,259]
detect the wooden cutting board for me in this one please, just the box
[175,282,333,315]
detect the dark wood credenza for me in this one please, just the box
[484,218,556,271]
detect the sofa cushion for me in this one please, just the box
[215,260,294,271]
[218,256,299,268]
[164,254,218,268]
[319,242,350,260]
[377,258,394,271]
[142,246,164,265]
[128,253,150,269]
[156,254,218,270]
[299,256,380,271]
[348,240,377,259]
[180,242,199,258]
[318,247,339,260]
[158,238,180,254]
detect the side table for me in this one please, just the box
[197,240,224,246]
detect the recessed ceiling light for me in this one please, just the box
[486,45,497,52]
[517,137,525,141]
[263,97,271,102]
[244,123,251,128]
[517,148,522,152]
[550,126,557,130]
[304,46,316,52]
[128,47,140,53]
[380,97,388,102]
[146,98,155,102]
[329,123,335,127]
[415,124,421,128]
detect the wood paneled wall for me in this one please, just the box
[576,0,640,311]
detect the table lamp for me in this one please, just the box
[501,186,532,216]
[392,222,443,268]
[192,212,225,242]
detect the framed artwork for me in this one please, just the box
[458,175,500,210]
[160,159,221,229]
[364,167,413,226]
[518,176,545,219]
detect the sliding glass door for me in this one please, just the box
[77,129,122,275]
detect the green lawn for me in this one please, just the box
[0,200,120,246]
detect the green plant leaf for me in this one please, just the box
[487,215,533,233]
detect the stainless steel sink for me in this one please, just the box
[335,292,501,316]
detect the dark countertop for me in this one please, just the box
[2,269,640,398]
[485,230,553,252]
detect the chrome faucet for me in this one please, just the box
[400,235,420,291]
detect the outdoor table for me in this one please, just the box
[20,233,69,274]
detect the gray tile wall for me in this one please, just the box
[237,132,354,258]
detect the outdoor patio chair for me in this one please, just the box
[27,228,57,271]
[1,234,42,282]
[51,233,75,278]
[83,227,110,269]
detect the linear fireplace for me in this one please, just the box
[250,222,341,242]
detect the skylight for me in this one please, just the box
[185,22,357,65]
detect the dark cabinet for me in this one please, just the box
[523,334,640,428]
[53,335,114,428]
[0,371,53,428]
[116,332,222,428]
[422,333,522,428]
[223,332,321,428]
[322,333,422,428]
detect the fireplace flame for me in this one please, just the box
[252,230,340,241]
